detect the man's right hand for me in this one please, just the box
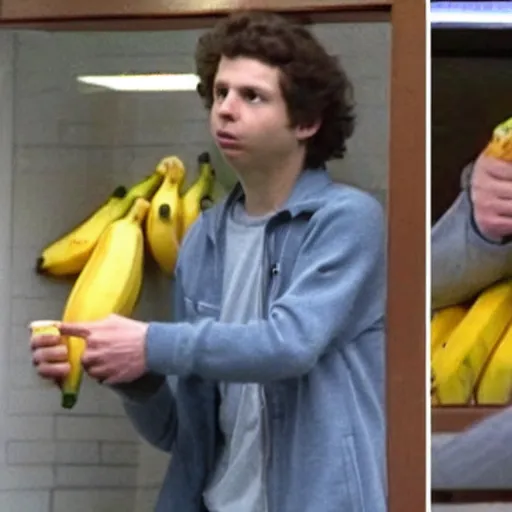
[30,332,70,384]
[471,153,512,241]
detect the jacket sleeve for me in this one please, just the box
[118,375,177,453]
[431,163,512,311]
[144,191,385,383]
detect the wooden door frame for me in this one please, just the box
[386,1,425,510]
[0,1,426,510]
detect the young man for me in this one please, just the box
[30,11,387,511]
[432,152,512,489]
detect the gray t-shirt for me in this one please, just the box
[202,200,271,512]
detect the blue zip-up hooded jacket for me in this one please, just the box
[117,168,387,512]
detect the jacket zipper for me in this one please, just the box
[261,223,281,512]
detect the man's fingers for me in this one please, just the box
[475,213,512,238]
[32,345,68,365]
[30,334,61,350]
[86,364,110,381]
[472,185,512,217]
[36,362,70,380]
[81,348,112,381]
[480,155,512,181]
[59,322,92,338]
[81,349,103,368]
[487,197,512,217]
[488,181,512,202]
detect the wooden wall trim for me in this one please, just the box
[0,10,390,30]
[386,0,426,511]
[1,0,391,22]
[432,406,507,432]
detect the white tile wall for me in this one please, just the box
[0,28,15,491]
[0,21,390,511]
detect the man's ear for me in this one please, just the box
[295,119,322,141]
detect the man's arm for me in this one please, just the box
[432,159,512,311]
[145,191,385,383]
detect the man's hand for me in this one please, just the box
[471,153,512,240]
[59,314,149,385]
[30,331,69,385]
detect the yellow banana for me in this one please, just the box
[146,156,186,275]
[476,322,512,404]
[59,197,150,409]
[431,279,512,405]
[430,305,468,405]
[430,305,468,358]
[36,168,165,277]
[484,116,512,161]
[180,152,216,242]
[117,259,144,317]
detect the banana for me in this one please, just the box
[180,152,216,242]
[430,305,468,404]
[476,322,512,405]
[484,116,512,161]
[59,197,150,409]
[431,279,512,405]
[431,305,468,358]
[36,167,165,277]
[146,156,186,275]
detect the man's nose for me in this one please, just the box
[217,91,239,119]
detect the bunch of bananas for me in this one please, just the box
[145,152,216,275]
[431,280,512,405]
[35,152,220,409]
[432,116,512,407]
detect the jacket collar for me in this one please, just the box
[205,167,333,241]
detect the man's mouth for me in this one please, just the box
[216,130,237,140]
[216,130,240,149]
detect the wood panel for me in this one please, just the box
[432,406,507,432]
[386,0,426,510]
[0,10,390,30]
[0,0,390,21]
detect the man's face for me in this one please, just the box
[210,56,305,172]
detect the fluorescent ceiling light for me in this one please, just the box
[431,2,512,26]
[76,73,200,92]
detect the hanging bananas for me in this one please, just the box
[146,156,186,276]
[36,168,165,277]
[59,197,150,409]
[180,151,217,242]
[33,151,224,406]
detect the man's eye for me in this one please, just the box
[215,87,228,99]
[243,90,262,103]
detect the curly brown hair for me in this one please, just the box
[194,10,356,169]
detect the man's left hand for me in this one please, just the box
[59,314,149,385]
